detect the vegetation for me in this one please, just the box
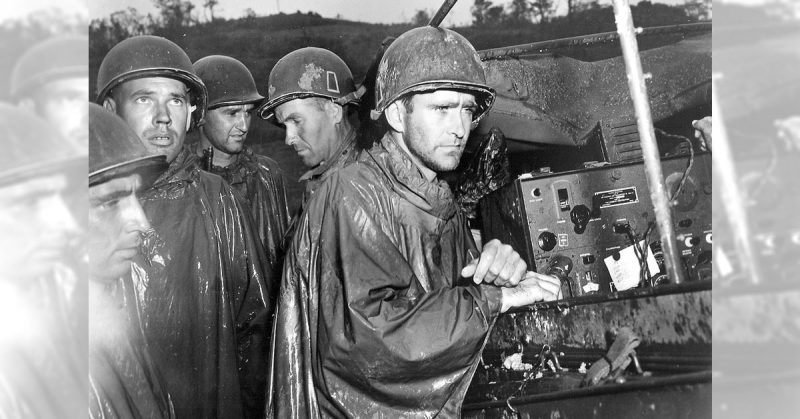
[87,0,713,211]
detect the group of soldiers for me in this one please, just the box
[2,25,563,419]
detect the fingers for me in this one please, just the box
[522,272,562,301]
[471,240,498,284]
[460,258,478,278]
[471,240,527,286]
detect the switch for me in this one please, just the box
[557,188,570,211]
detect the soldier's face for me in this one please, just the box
[398,90,476,179]
[88,173,150,283]
[275,98,337,168]
[0,174,78,280]
[35,77,89,150]
[202,103,254,156]
[105,77,190,164]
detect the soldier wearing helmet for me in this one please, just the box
[258,47,364,202]
[269,27,562,418]
[191,55,290,270]
[96,35,272,419]
[11,35,89,151]
[0,102,85,418]
[87,103,174,419]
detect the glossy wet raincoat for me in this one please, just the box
[89,275,174,419]
[269,134,504,418]
[134,147,272,419]
[206,146,290,271]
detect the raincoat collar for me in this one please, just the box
[369,133,457,220]
[299,128,357,183]
[203,146,259,187]
[151,146,198,187]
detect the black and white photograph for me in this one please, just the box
[1,0,798,418]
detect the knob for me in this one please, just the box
[538,231,557,251]
[547,255,574,279]
[547,255,574,299]
[570,204,591,233]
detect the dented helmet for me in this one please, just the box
[371,26,495,122]
[89,103,167,188]
[95,35,207,120]
[193,55,264,110]
[257,47,363,120]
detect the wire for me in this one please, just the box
[655,128,696,205]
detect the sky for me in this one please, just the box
[1,0,88,23]
[88,0,691,27]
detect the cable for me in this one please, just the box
[655,128,696,205]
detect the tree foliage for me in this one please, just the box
[153,0,197,28]
[411,9,431,26]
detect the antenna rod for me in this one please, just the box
[428,0,458,27]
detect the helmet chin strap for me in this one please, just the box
[186,105,197,132]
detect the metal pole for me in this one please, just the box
[611,0,686,284]
[477,22,710,61]
[711,74,761,284]
[428,0,458,28]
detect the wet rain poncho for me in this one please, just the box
[134,148,272,419]
[0,267,86,419]
[89,276,174,419]
[279,129,360,253]
[269,134,504,418]
[203,146,290,271]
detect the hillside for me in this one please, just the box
[88,5,705,212]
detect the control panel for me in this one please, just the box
[480,153,712,297]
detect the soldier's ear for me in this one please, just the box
[324,100,344,124]
[102,97,117,113]
[384,101,405,134]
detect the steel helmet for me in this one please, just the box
[10,35,88,100]
[257,47,364,120]
[95,35,207,120]
[0,102,84,187]
[371,26,495,122]
[89,103,167,188]
[193,55,264,110]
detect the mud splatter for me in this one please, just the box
[298,63,324,90]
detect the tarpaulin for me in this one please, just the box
[269,134,503,418]
[134,148,273,419]
[479,31,711,145]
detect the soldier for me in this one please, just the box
[269,27,562,418]
[258,47,364,205]
[11,35,89,150]
[192,55,290,270]
[96,35,271,419]
[87,103,173,418]
[0,103,85,418]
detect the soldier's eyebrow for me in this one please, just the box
[90,188,132,205]
[129,88,157,97]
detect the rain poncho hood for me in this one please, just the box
[269,133,503,418]
[134,147,273,419]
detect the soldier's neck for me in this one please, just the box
[198,135,234,168]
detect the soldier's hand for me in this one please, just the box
[500,272,563,313]
[692,116,712,152]
[461,239,527,287]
